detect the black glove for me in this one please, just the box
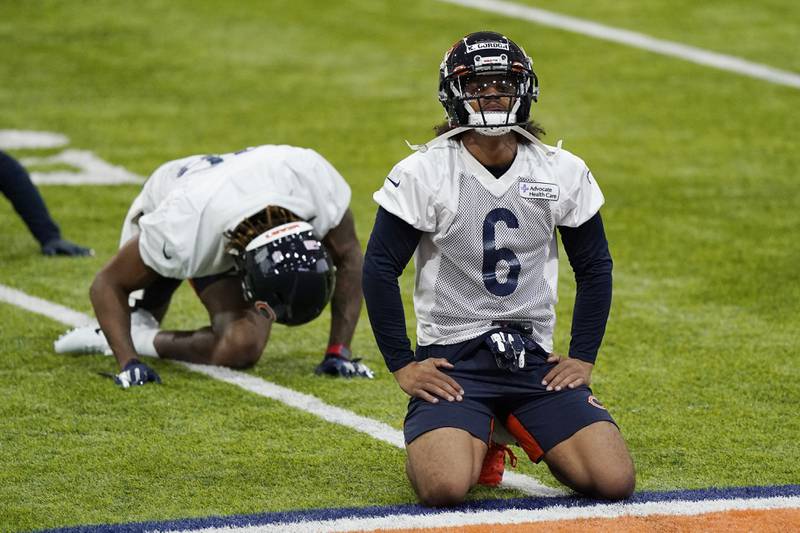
[315,348,374,379]
[42,238,94,257]
[113,359,161,388]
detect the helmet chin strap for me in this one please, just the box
[407,125,561,156]
[406,126,471,153]
[509,126,563,156]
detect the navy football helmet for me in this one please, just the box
[231,221,335,326]
[439,31,539,135]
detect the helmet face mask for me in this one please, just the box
[231,221,335,326]
[439,31,539,135]
[463,74,520,98]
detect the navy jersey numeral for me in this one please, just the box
[482,208,520,296]
[177,154,226,177]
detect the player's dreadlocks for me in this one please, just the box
[224,206,302,254]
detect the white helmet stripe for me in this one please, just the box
[244,221,315,252]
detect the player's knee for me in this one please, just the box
[212,334,265,368]
[414,478,470,507]
[592,467,636,500]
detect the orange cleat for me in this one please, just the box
[478,441,518,487]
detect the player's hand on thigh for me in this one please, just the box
[542,356,593,391]
[393,358,464,404]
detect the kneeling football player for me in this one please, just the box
[363,32,634,505]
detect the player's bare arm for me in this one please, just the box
[315,208,373,378]
[321,209,362,348]
[89,235,160,369]
[393,358,464,404]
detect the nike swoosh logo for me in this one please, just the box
[162,243,172,260]
[386,177,401,188]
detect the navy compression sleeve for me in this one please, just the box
[557,212,613,364]
[362,207,422,372]
[0,150,61,245]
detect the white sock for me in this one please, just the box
[131,327,160,358]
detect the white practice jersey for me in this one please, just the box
[374,139,603,352]
[121,145,351,279]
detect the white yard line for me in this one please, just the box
[22,149,145,185]
[0,283,560,497]
[183,363,406,449]
[170,495,800,533]
[0,129,69,149]
[437,0,800,90]
[0,129,145,185]
[0,284,93,328]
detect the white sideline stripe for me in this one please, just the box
[2,284,558,497]
[168,495,800,533]
[0,284,93,328]
[437,0,800,90]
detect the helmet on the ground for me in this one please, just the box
[439,31,538,134]
[232,221,335,325]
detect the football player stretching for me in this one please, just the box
[57,145,372,386]
[363,31,634,505]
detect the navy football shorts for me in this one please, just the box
[189,269,238,295]
[404,334,616,463]
[135,270,238,310]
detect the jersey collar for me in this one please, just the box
[459,141,524,198]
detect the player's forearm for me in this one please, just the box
[89,271,138,368]
[153,327,225,364]
[328,252,363,347]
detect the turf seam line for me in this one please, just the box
[437,0,800,90]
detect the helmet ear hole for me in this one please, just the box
[254,301,277,321]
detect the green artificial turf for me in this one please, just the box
[1,0,798,530]
[516,0,800,72]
